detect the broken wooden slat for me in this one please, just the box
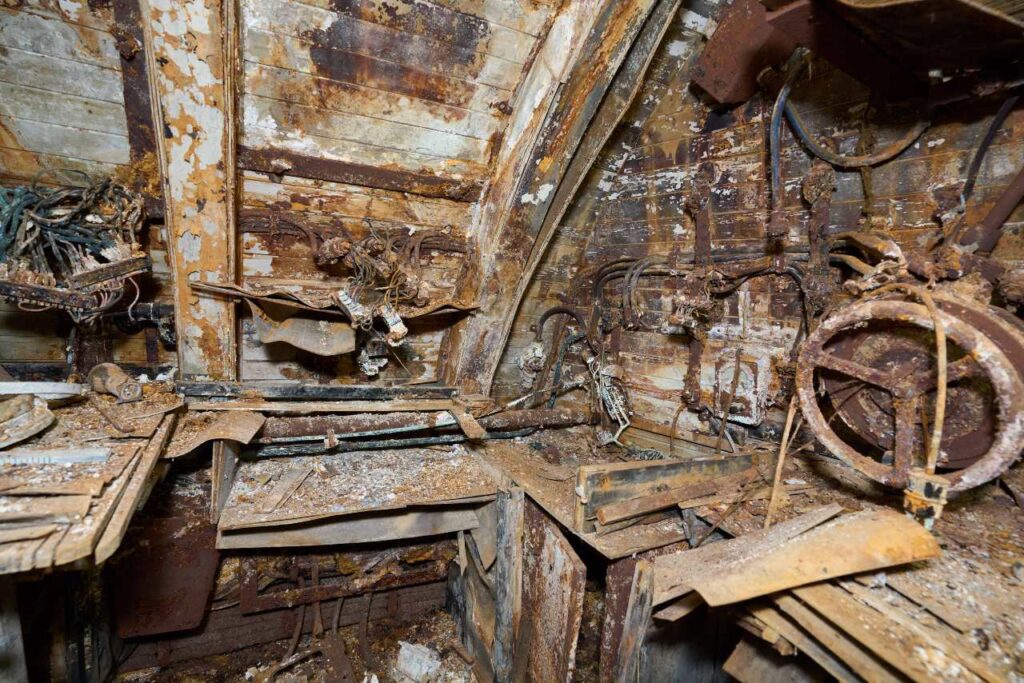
[652,504,843,606]
[94,412,178,564]
[746,603,861,683]
[217,507,481,549]
[166,411,266,459]
[189,399,455,413]
[723,636,830,683]
[210,440,240,524]
[651,592,704,623]
[596,466,760,524]
[259,463,313,513]
[772,593,901,682]
[694,510,940,607]
[576,455,754,528]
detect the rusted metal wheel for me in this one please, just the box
[796,294,1024,492]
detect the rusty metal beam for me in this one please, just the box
[442,0,664,395]
[237,147,483,202]
[139,0,238,380]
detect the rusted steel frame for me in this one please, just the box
[796,297,1024,491]
[957,163,1024,255]
[139,0,237,380]
[239,555,451,614]
[237,147,482,202]
[443,0,662,394]
[111,0,164,217]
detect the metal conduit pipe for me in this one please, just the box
[259,407,590,443]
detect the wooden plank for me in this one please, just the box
[0,495,92,522]
[612,559,654,683]
[237,145,483,201]
[692,510,940,607]
[747,604,861,683]
[577,455,754,523]
[288,0,535,62]
[0,81,127,136]
[596,466,759,524]
[242,92,488,161]
[0,115,128,165]
[141,0,236,380]
[492,488,524,682]
[429,0,556,37]
[242,12,522,91]
[166,412,266,459]
[723,636,830,683]
[0,46,124,103]
[94,413,177,564]
[242,115,486,177]
[513,498,586,683]
[210,440,239,523]
[244,62,500,143]
[0,578,27,682]
[444,0,660,393]
[218,506,480,548]
[240,3,512,108]
[241,172,473,227]
[0,8,120,68]
[792,584,954,682]
[773,594,900,682]
[652,504,844,606]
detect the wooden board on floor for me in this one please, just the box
[219,444,497,531]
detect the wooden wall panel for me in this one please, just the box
[496,1,1024,453]
[0,2,130,184]
[238,0,557,190]
[237,172,472,383]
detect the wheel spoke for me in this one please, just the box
[815,351,892,389]
[904,356,983,396]
[892,397,920,474]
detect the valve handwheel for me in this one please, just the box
[796,293,1024,492]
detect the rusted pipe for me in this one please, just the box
[963,163,1024,256]
[531,306,588,342]
[260,407,589,443]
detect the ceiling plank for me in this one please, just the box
[442,0,671,394]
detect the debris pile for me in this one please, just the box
[0,178,149,321]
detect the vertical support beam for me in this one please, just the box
[492,488,525,681]
[210,439,239,523]
[111,0,165,217]
[612,559,654,683]
[442,0,665,395]
[0,578,26,682]
[140,0,237,380]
